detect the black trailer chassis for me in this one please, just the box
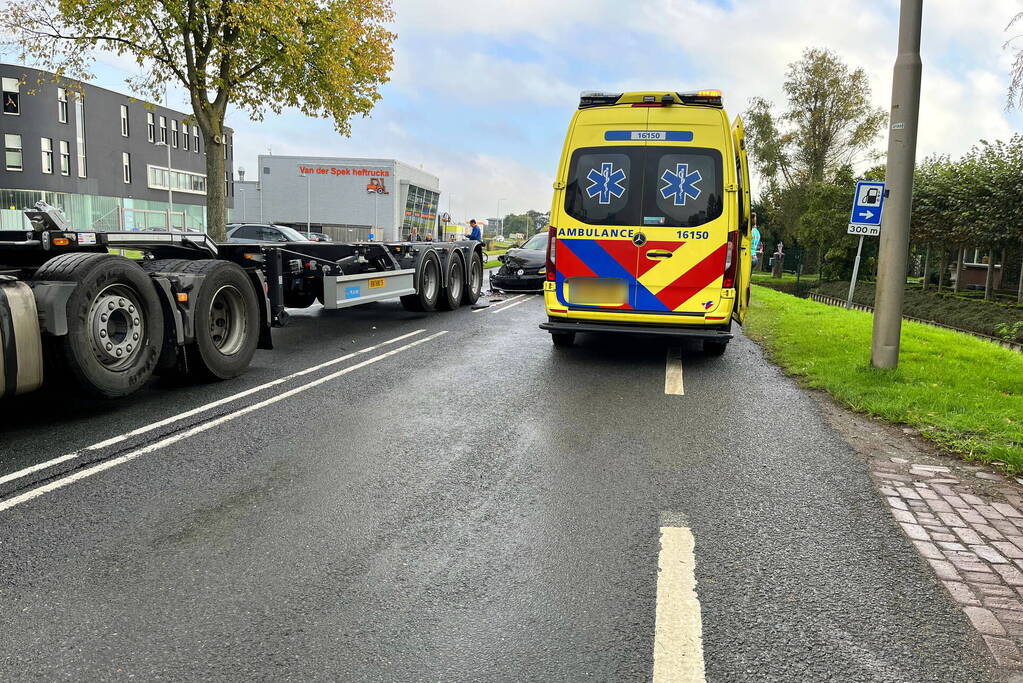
[0,208,483,399]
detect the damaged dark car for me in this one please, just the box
[490,232,548,293]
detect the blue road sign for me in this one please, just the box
[849,180,885,226]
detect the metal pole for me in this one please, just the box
[871,0,922,369]
[846,235,865,309]
[306,174,311,234]
[258,185,263,222]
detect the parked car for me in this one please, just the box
[225,223,311,243]
[490,231,548,293]
[302,231,332,242]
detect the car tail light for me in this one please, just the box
[722,230,739,289]
[545,225,556,281]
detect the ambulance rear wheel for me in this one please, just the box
[401,251,441,312]
[437,253,464,311]
[551,332,575,348]
[703,339,728,356]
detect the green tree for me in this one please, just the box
[745,47,887,187]
[4,0,396,240]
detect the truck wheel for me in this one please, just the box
[401,250,441,312]
[283,290,317,309]
[437,253,464,311]
[34,253,164,398]
[703,339,728,356]
[551,332,575,347]
[179,260,260,379]
[462,251,483,305]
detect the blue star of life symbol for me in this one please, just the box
[660,163,703,206]
[585,162,627,205]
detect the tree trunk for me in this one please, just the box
[1018,245,1023,305]
[984,246,996,301]
[921,243,931,290]
[202,126,228,242]
[954,246,965,294]
[937,248,948,292]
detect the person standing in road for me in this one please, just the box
[467,219,482,242]
[751,212,762,270]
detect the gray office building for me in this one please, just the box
[0,63,233,232]
[234,155,439,242]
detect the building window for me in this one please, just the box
[159,115,166,143]
[120,104,129,137]
[182,122,189,151]
[57,87,68,123]
[40,137,53,174]
[74,96,86,177]
[171,119,178,148]
[122,152,131,183]
[2,78,20,115]
[5,134,22,171]
[193,127,199,153]
[147,164,207,194]
[59,140,70,175]
[147,112,155,142]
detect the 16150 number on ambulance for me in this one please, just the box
[540,90,753,355]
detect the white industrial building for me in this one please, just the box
[234,155,440,242]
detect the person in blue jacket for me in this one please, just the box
[750,212,762,269]
[466,219,482,242]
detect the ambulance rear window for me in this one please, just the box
[564,146,723,228]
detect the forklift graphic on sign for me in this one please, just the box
[366,178,389,195]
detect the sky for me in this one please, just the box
[14,0,1023,223]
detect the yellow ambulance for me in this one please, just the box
[540,90,752,354]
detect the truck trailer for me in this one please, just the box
[0,202,484,400]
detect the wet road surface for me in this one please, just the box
[0,293,999,681]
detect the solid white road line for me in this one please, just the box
[653,525,706,683]
[0,329,427,490]
[472,293,526,312]
[490,297,532,314]
[664,347,684,395]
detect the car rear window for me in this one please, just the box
[564,146,723,228]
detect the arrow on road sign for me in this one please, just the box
[858,210,874,220]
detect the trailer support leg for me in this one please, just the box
[266,248,289,327]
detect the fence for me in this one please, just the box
[808,293,1023,353]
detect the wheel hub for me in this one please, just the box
[89,285,144,370]
[208,285,246,356]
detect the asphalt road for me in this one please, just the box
[0,290,1000,681]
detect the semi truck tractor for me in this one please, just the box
[0,202,483,399]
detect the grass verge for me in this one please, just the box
[745,285,1023,471]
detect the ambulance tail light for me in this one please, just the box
[722,230,739,289]
[546,225,556,282]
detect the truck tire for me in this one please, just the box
[34,252,165,398]
[462,250,483,305]
[177,260,260,379]
[401,250,441,312]
[283,290,317,309]
[437,252,464,311]
[703,339,728,356]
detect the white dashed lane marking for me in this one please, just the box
[653,524,706,682]
[664,347,685,395]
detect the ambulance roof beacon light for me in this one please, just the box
[579,89,723,109]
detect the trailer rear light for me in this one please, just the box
[722,230,739,289]
[545,225,556,282]
[52,237,70,246]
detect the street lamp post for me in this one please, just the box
[871,0,923,369]
[155,140,173,230]
[497,197,507,239]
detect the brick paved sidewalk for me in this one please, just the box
[875,458,1023,670]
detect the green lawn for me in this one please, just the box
[745,285,1023,470]
[751,271,802,283]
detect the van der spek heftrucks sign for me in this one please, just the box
[297,164,390,178]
